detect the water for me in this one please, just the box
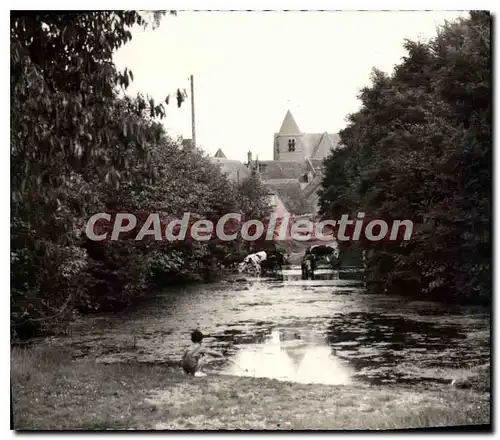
[58,267,490,387]
[221,328,354,385]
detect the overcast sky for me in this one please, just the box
[113,11,468,162]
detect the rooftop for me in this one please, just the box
[265,181,313,215]
[257,161,308,181]
[210,157,251,183]
[214,148,227,158]
[278,110,301,134]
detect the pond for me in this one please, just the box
[56,267,490,387]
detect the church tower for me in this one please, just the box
[274,110,305,162]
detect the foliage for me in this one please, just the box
[236,174,272,221]
[11,11,270,338]
[319,12,491,304]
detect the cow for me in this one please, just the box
[260,250,286,276]
[238,251,267,276]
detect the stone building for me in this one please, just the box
[211,110,340,217]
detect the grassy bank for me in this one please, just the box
[11,345,490,430]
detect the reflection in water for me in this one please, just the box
[324,311,489,385]
[280,269,340,281]
[54,266,489,388]
[268,268,363,283]
[221,328,353,385]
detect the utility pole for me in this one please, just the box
[190,74,196,148]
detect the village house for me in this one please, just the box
[210,110,340,219]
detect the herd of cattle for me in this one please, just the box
[236,245,340,280]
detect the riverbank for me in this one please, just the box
[11,345,490,430]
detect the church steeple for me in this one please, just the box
[279,110,301,135]
[214,148,226,158]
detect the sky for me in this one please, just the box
[113,11,468,162]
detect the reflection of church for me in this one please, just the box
[222,328,352,385]
[270,329,308,371]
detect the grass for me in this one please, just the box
[393,361,490,392]
[11,345,490,430]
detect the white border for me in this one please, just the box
[5,1,493,10]
[4,2,495,439]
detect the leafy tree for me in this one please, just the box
[319,12,491,305]
[11,11,271,338]
[236,174,272,221]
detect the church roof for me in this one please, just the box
[298,133,338,159]
[279,110,301,134]
[305,157,316,173]
[214,148,226,158]
[303,174,323,199]
[258,161,307,181]
[310,158,325,170]
[311,132,340,159]
[300,134,322,157]
[275,110,341,159]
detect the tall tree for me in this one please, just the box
[319,12,491,304]
[10,11,271,337]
